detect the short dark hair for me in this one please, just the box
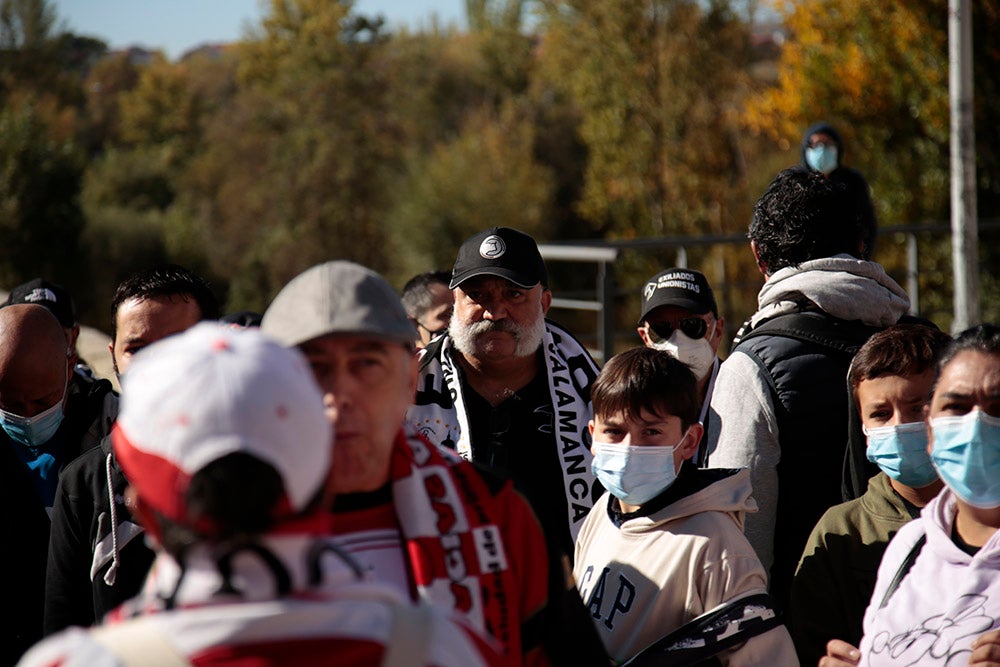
[750,168,865,273]
[937,323,1000,378]
[591,347,699,428]
[400,270,451,319]
[111,264,220,340]
[156,453,289,554]
[850,323,952,400]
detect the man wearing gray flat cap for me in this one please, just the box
[262,260,608,667]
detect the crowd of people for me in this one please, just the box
[1,126,998,666]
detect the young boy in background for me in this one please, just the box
[573,346,796,666]
[789,323,950,665]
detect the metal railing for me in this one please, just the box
[540,220,1000,364]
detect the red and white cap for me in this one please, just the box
[112,322,332,528]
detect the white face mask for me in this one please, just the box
[651,330,715,380]
[591,440,681,506]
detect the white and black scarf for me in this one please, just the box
[407,321,600,543]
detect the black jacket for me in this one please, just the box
[44,435,155,635]
[734,311,883,611]
[0,372,117,663]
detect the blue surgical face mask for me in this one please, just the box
[805,144,839,174]
[930,411,1000,509]
[591,439,682,507]
[864,421,938,488]
[0,382,68,448]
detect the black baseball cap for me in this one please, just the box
[4,278,76,328]
[450,227,548,290]
[638,268,718,324]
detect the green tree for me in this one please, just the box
[536,0,754,239]
[743,0,1000,326]
[178,0,399,311]
[386,102,554,281]
[0,0,94,107]
[0,99,84,287]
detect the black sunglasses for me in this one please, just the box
[648,317,708,341]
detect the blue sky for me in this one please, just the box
[52,0,467,60]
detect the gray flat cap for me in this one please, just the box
[261,261,417,347]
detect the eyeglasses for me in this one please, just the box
[647,317,708,341]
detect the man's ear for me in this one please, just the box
[708,316,725,351]
[678,423,704,460]
[637,325,652,347]
[750,240,769,279]
[540,288,553,315]
[588,419,596,454]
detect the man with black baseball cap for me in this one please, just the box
[408,226,603,562]
[637,268,725,466]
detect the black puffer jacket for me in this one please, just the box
[734,311,883,611]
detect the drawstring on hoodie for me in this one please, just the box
[103,451,121,586]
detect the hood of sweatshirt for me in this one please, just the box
[612,467,756,535]
[752,254,909,329]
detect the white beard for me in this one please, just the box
[449,307,545,358]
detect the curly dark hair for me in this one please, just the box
[750,168,865,273]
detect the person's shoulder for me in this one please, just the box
[464,458,513,496]
[66,374,119,433]
[60,437,111,476]
[69,371,117,401]
[832,165,871,186]
[54,436,118,508]
[417,334,447,372]
[543,319,599,365]
[809,495,869,541]
[878,512,928,568]
[15,626,113,667]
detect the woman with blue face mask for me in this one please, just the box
[789,323,950,666]
[823,323,1000,667]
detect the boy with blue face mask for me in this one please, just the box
[822,323,1000,667]
[789,323,950,666]
[573,346,796,666]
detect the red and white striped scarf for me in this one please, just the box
[390,431,521,665]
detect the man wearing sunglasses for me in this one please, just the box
[637,268,725,467]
